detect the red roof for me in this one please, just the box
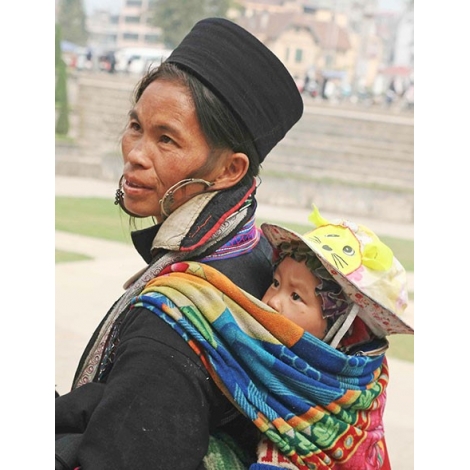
[238,12,351,51]
[380,65,413,77]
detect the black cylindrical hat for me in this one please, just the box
[167,17,303,162]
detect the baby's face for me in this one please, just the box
[262,257,327,339]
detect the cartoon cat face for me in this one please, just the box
[303,225,362,275]
[306,205,394,274]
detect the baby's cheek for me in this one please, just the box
[261,285,275,304]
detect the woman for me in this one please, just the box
[55,17,303,470]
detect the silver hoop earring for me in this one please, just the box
[159,178,214,219]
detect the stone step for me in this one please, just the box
[285,131,413,157]
[295,116,413,140]
[275,139,413,166]
[262,160,413,190]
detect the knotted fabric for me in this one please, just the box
[131,261,389,469]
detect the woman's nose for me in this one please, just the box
[126,141,144,164]
[123,136,149,167]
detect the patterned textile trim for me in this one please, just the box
[203,431,252,470]
[179,180,257,251]
[200,216,260,261]
[132,261,389,470]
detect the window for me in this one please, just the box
[285,47,290,62]
[125,16,141,23]
[144,34,159,43]
[295,49,303,63]
[126,0,142,6]
[123,33,139,41]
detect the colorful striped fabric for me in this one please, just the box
[131,261,389,469]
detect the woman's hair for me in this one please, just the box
[133,61,261,186]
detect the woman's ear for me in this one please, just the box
[211,152,250,189]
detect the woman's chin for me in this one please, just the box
[122,200,159,219]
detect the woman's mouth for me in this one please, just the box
[123,178,153,194]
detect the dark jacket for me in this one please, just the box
[56,208,273,469]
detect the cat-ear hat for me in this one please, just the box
[261,205,414,337]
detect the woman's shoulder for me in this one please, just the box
[204,240,273,299]
[119,306,196,355]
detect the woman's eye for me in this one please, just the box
[160,135,173,144]
[128,121,141,132]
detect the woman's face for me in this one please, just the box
[121,79,225,221]
[262,256,327,339]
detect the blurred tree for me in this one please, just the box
[55,24,69,136]
[57,0,88,46]
[149,0,233,49]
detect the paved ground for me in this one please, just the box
[55,175,414,469]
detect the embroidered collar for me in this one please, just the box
[132,181,257,263]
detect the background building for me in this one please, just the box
[87,0,164,52]
[61,0,413,104]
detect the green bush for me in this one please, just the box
[55,24,69,135]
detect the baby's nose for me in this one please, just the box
[266,294,282,313]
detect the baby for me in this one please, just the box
[247,205,414,469]
[260,204,413,353]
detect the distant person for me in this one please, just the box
[107,51,116,73]
[85,48,93,71]
[385,77,404,106]
[404,80,414,110]
[55,17,303,469]
[321,78,336,100]
[126,56,134,74]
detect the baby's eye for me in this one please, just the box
[272,279,280,288]
[291,292,302,301]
